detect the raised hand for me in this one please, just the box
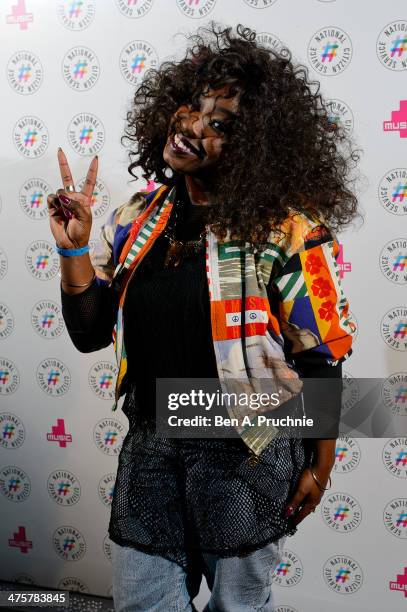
[47,148,98,249]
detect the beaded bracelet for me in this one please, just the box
[55,244,89,257]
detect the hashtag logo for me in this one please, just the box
[394,322,407,339]
[79,127,93,144]
[24,129,37,147]
[18,65,31,82]
[336,567,351,583]
[333,505,349,521]
[99,374,113,389]
[47,370,60,386]
[69,1,83,18]
[393,254,407,271]
[321,42,339,62]
[57,482,71,496]
[8,478,20,492]
[0,370,10,385]
[30,192,42,208]
[392,183,407,202]
[104,431,117,446]
[131,55,146,74]
[73,60,87,79]
[390,36,407,58]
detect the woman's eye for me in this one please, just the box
[209,119,229,134]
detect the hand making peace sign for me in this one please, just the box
[47,148,98,250]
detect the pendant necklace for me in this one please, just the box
[163,189,207,268]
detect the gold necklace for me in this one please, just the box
[162,191,207,268]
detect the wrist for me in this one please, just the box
[55,243,89,257]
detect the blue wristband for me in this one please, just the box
[55,244,90,257]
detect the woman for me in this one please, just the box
[48,23,358,612]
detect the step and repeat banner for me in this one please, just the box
[0,1,406,610]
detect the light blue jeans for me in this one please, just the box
[111,536,286,611]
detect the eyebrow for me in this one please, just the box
[198,95,238,119]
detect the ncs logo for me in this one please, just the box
[378,168,407,215]
[0,303,14,340]
[321,492,362,533]
[383,101,407,138]
[93,418,126,456]
[308,27,353,76]
[88,361,117,400]
[36,358,71,396]
[57,577,89,593]
[271,550,303,587]
[7,51,43,95]
[380,307,407,351]
[380,238,407,284]
[19,178,53,221]
[0,466,31,502]
[57,1,95,30]
[176,0,217,19]
[13,116,49,158]
[119,40,158,87]
[383,498,407,539]
[382,438,407,479]
[53,526,86,562]
[0,359,20,396]
[47,470,81,506]
[98,473,116,508]
[25,240,59,280]
[103,534,112,561]
[31,300,65,339]
[0,413,25,449]
[323,555,363,594]
[382,373,407,416]
[62,46,100,91]
[68,112,104,156]
[377,21,407,71]
[333,436,361,473]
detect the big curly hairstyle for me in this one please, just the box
[122,21,361,244]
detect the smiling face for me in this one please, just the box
[163,83,241,180]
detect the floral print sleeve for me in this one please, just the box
[271,224,356,366]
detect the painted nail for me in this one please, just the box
[58,147,62,152]
[58,194,71,205]
[284,506,294,518]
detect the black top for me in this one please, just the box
[60,186,342,569]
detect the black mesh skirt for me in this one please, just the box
[108,386,309,570]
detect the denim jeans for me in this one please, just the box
[111,536,286,611]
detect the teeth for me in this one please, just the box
[174,133,193,153]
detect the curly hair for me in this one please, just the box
[121,21,361,244]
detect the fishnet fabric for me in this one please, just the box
[108,386,308,571]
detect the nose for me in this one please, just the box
[177,109,204,140]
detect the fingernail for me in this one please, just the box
[63,209,73,219]
[94,155,98,160]
[58,147,62,152]
[284,506,294,518]
[58,195,71,205]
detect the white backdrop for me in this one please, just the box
[0,1,406,610]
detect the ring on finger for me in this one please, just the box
[65,185,75,192]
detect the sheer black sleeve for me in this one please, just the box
[60,280,118,353]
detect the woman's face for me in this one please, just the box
[163,84,240,178]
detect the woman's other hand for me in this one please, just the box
[47,148,98,249]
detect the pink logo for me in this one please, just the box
[337,243,352,278]
[8,526,33,553]
[383,101,407,138]
[6,0,33,30]
[140,180,158,193]
[389,567,407,598]
[46,419,72,448]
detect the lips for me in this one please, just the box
[170,133,204,159]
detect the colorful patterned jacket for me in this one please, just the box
[91,184,356,455]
